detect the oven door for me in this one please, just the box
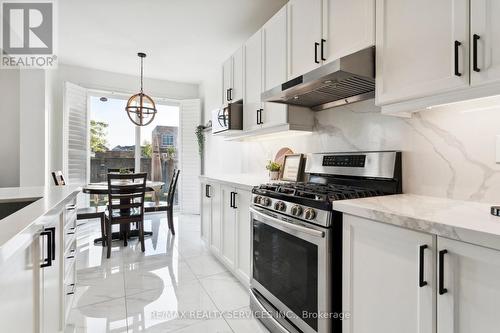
[250,206,331,333]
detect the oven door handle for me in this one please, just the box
[250,207,325,238]
[249,290,291,333]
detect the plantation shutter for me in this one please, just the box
[179,99,201,214]
[63,82,88,185]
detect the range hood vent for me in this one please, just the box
[261,47,375,111]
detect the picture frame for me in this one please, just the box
[281,154,304,182]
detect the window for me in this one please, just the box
[161,134,174,146]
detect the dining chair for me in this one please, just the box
[51,171,108,245]
[165,169,180,235]
[105,173,147,258]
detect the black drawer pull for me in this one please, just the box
[321,39,326,61]
[419,245,428,287]
[314,42,320,64]
[40,230,53,268]
[439,249,448,295]
[454,41,462,77]
[473,34,481,72]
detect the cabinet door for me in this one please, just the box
[209,183,222,255]
[222,57,233,104]
[470,0,500,86]
[437,237,500,333]
[235,189,252,283]
[288,0,322,79]
[0,236,39,333]
[42,214,63,333]
[221,185,236,267]
[232,47,244,101]
[201,182,212,242]
[376,0,469,105]
[262,5,289,129]
[244,30,263,131]
[343,215,435,333]
[323,0,374,63]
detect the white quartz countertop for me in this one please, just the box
[332,194,500,251]
[199,174,268,190]
[0,186,80,262]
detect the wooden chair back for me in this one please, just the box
[107,173,147,223]
[167,169,180,207]
[107,168,135,174]
[51,171,66,186]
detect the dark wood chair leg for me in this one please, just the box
[167,209,175,235]
[139,221,145,252]
[106,220,112,259]
[100,214,106,246]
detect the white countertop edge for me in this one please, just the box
[332,194,500,251]
[0,186,81,263]
[199,174,267,191]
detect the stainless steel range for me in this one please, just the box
[250,151,402,333]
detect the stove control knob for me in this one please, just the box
[253,196,261,204]
[304,208,317,220]
[291,205,303,217]
[274,201,286,212]
[261,197,271,207]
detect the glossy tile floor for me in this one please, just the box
[65,213,269,333]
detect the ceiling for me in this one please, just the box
[58,0,288,84]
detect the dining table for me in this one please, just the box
[82,181,165,244]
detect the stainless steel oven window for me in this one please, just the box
[250,207,332,333]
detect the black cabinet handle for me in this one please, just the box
[228,88,233,101]
[256,109,259,125]
[205,184,211,198]
[314,42,320,64]
[40,230,53,268]
[46,227,56,260]
[226,89,230,102]
[256,109,263,125]
[439,249,448,295]
[232,192,237,209]
[454,41,462,77]
[419,245,428,287]
[321,39,326,61]
[473,34,481,72]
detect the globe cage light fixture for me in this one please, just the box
[125,52,157,126]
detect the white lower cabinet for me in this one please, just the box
[0,193,78,333]
[0,234,39,332]
[437,237,500,333]
[200,180,252,285]
[343,214,435,333]
[344,213,500,333]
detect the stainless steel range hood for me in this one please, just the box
[261,47,375,111]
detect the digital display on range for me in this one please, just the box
[322,155,366,167]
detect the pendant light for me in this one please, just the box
[125,52,157,126]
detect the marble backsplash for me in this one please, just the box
[204,98,500,204]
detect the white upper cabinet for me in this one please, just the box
[244,29,264,131]
[262,5,288,129]
[322,0,375,63]
[470,0,500,87]
[287,0,323,79]
[437,237,500,333]
[222,47,244,104]
[232,47,244,101]
[222,57,232,104]
[376,0,470,106]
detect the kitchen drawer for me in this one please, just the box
[64,227,76,255]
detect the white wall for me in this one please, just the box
[0,70,20,187]
[201,75,500,204]
[48,64,200,176]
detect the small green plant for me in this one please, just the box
[266,161,281,172]
[195,125,205,156]
[119,168,132,174]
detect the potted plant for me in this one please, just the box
[266,161,281,181]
